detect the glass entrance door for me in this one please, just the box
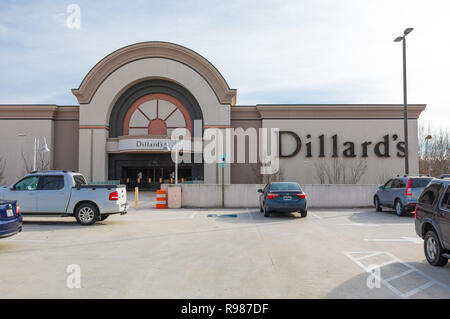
[122,167,192,190]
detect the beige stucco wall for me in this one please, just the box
[78,57,231,182]
[262,119,420,184]
[0,119,53,185]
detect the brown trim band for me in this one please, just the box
[231,104,426,120]
[0,105,79,120]
[79,125,109,130]
[204,125,232,129]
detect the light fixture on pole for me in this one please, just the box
[33,137,50,171]
[394,27,414,175]
[163,142,179,185]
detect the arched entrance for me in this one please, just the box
[107,79,204,189]
[73,42,234,184]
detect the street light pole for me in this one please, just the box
[175,147,178,185]
[33,137,37,172]
[394,27,413,175]
[402,36,409,175]
[164,143,179,184]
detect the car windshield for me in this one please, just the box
[411,178,432,188]
[269,183,301,191]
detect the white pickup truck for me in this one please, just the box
[0,171,128,225]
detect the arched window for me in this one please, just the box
[122,93,192,136]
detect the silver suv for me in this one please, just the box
[374,176,433,216]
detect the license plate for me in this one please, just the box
[6,209,14,217]
[283,196,292,200]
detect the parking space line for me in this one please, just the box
[339,223,412,227]
[367,259,397,270]
[364,237,423,244]
[344,251,450,299]
[403,281,436,298]
[310,212,322,219]
[0,239,48,243]
[355,252,384,261]
[384,269,415,283]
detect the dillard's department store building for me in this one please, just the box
[0,42,425,187]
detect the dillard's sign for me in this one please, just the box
[278,131,406,158]
[118,138,191,152]
[117,133,405,159]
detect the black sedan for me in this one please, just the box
[258,182,307,218]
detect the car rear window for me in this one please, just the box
[73,175,87,186]
[411,178,432,188]
[419,183,442,206]
[269,183,301,191]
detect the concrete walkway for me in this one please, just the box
[127,191,157,209]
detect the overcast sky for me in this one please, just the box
[0,0,448,130]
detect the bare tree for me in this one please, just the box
[324,158,345,184]
[314,158,368,184]
[347,158,368,184]
[313,160,327,184]
[0,157,6,185]
[418,124,449,177]
[20,151,51,175]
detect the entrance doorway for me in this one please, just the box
[122,166,192,190]
[108,153,204,190]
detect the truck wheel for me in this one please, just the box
[424,230,448,266]
[263,206,270,218]
[395,200,405,217]
[98,215,109,221]
[300,210,307,218]
[374,196,382,212]
[75,203,99,226]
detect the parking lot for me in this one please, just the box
[0,193,449,299]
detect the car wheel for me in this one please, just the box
[263,206,270,218]
[395,200,405,217]
[98,214,109,221]
[300,210,307,218]
[374,196,382,212]
[75,203,99,226]
[424,230,448,267]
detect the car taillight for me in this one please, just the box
[16,206,20,215]
[414,206,417,219]
[405,179,412,196]
[109,191,119,201]
[267,193,279,199]
[296,192,307,199]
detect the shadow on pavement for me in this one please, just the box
[205,210,306,226]
[326,261,450,299]
[348,210,414,225]
[22,219,106,231]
